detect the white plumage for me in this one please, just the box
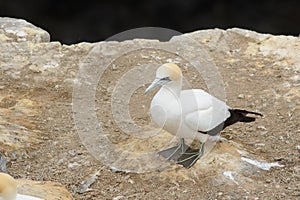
[13,194,42,200]
[150,88,230,140]
[145,63,262,168]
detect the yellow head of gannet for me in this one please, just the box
[144,63,182,95]
[0,172,17,200]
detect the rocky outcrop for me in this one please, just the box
[17,179,73,200]
[0,17,299,199]
[0,17,50,43]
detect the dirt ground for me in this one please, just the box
[0,32,299,200]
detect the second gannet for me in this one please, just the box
[145,63,262,168]
[0,172,43,200]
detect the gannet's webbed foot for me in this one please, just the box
[158,139,205,168]
[176,143,205,168]
[158,138,190,161]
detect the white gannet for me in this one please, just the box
[145,63,262,168]
[0,172,43,200]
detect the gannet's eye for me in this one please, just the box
[160,77,171,81]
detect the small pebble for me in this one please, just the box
[57,158,65,165]
[68,162,80,169]
[112,64,118,71]
[113,195,125,200]
[257,125,266,130]
[128,178,134,184]
[68,150,77,157]
[274,157,284,161]
[255,143,265,147]
[291,75,300,82]
[265,179,271,183]
[238,94,245,99]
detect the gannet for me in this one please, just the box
[0,172,42,200]
[145,63,262,168]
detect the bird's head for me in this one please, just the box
[0,172,17,200]
[144,63,182,95]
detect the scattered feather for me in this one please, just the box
[77,170,101,194]
[241,157,284,170]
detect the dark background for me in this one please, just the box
[0,0,299,44]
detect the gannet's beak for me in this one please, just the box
[144,77,171,95]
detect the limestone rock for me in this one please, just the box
[0,17,50,43]
[17,179,73,200]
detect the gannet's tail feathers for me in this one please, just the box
[225,109,263,127]
[233,109,263,117]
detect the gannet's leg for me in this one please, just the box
[158,138,190,161]
[176,136,227,168]
[176,143,205,168]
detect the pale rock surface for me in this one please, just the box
[0,17,50,43]
[17,179,73,200]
